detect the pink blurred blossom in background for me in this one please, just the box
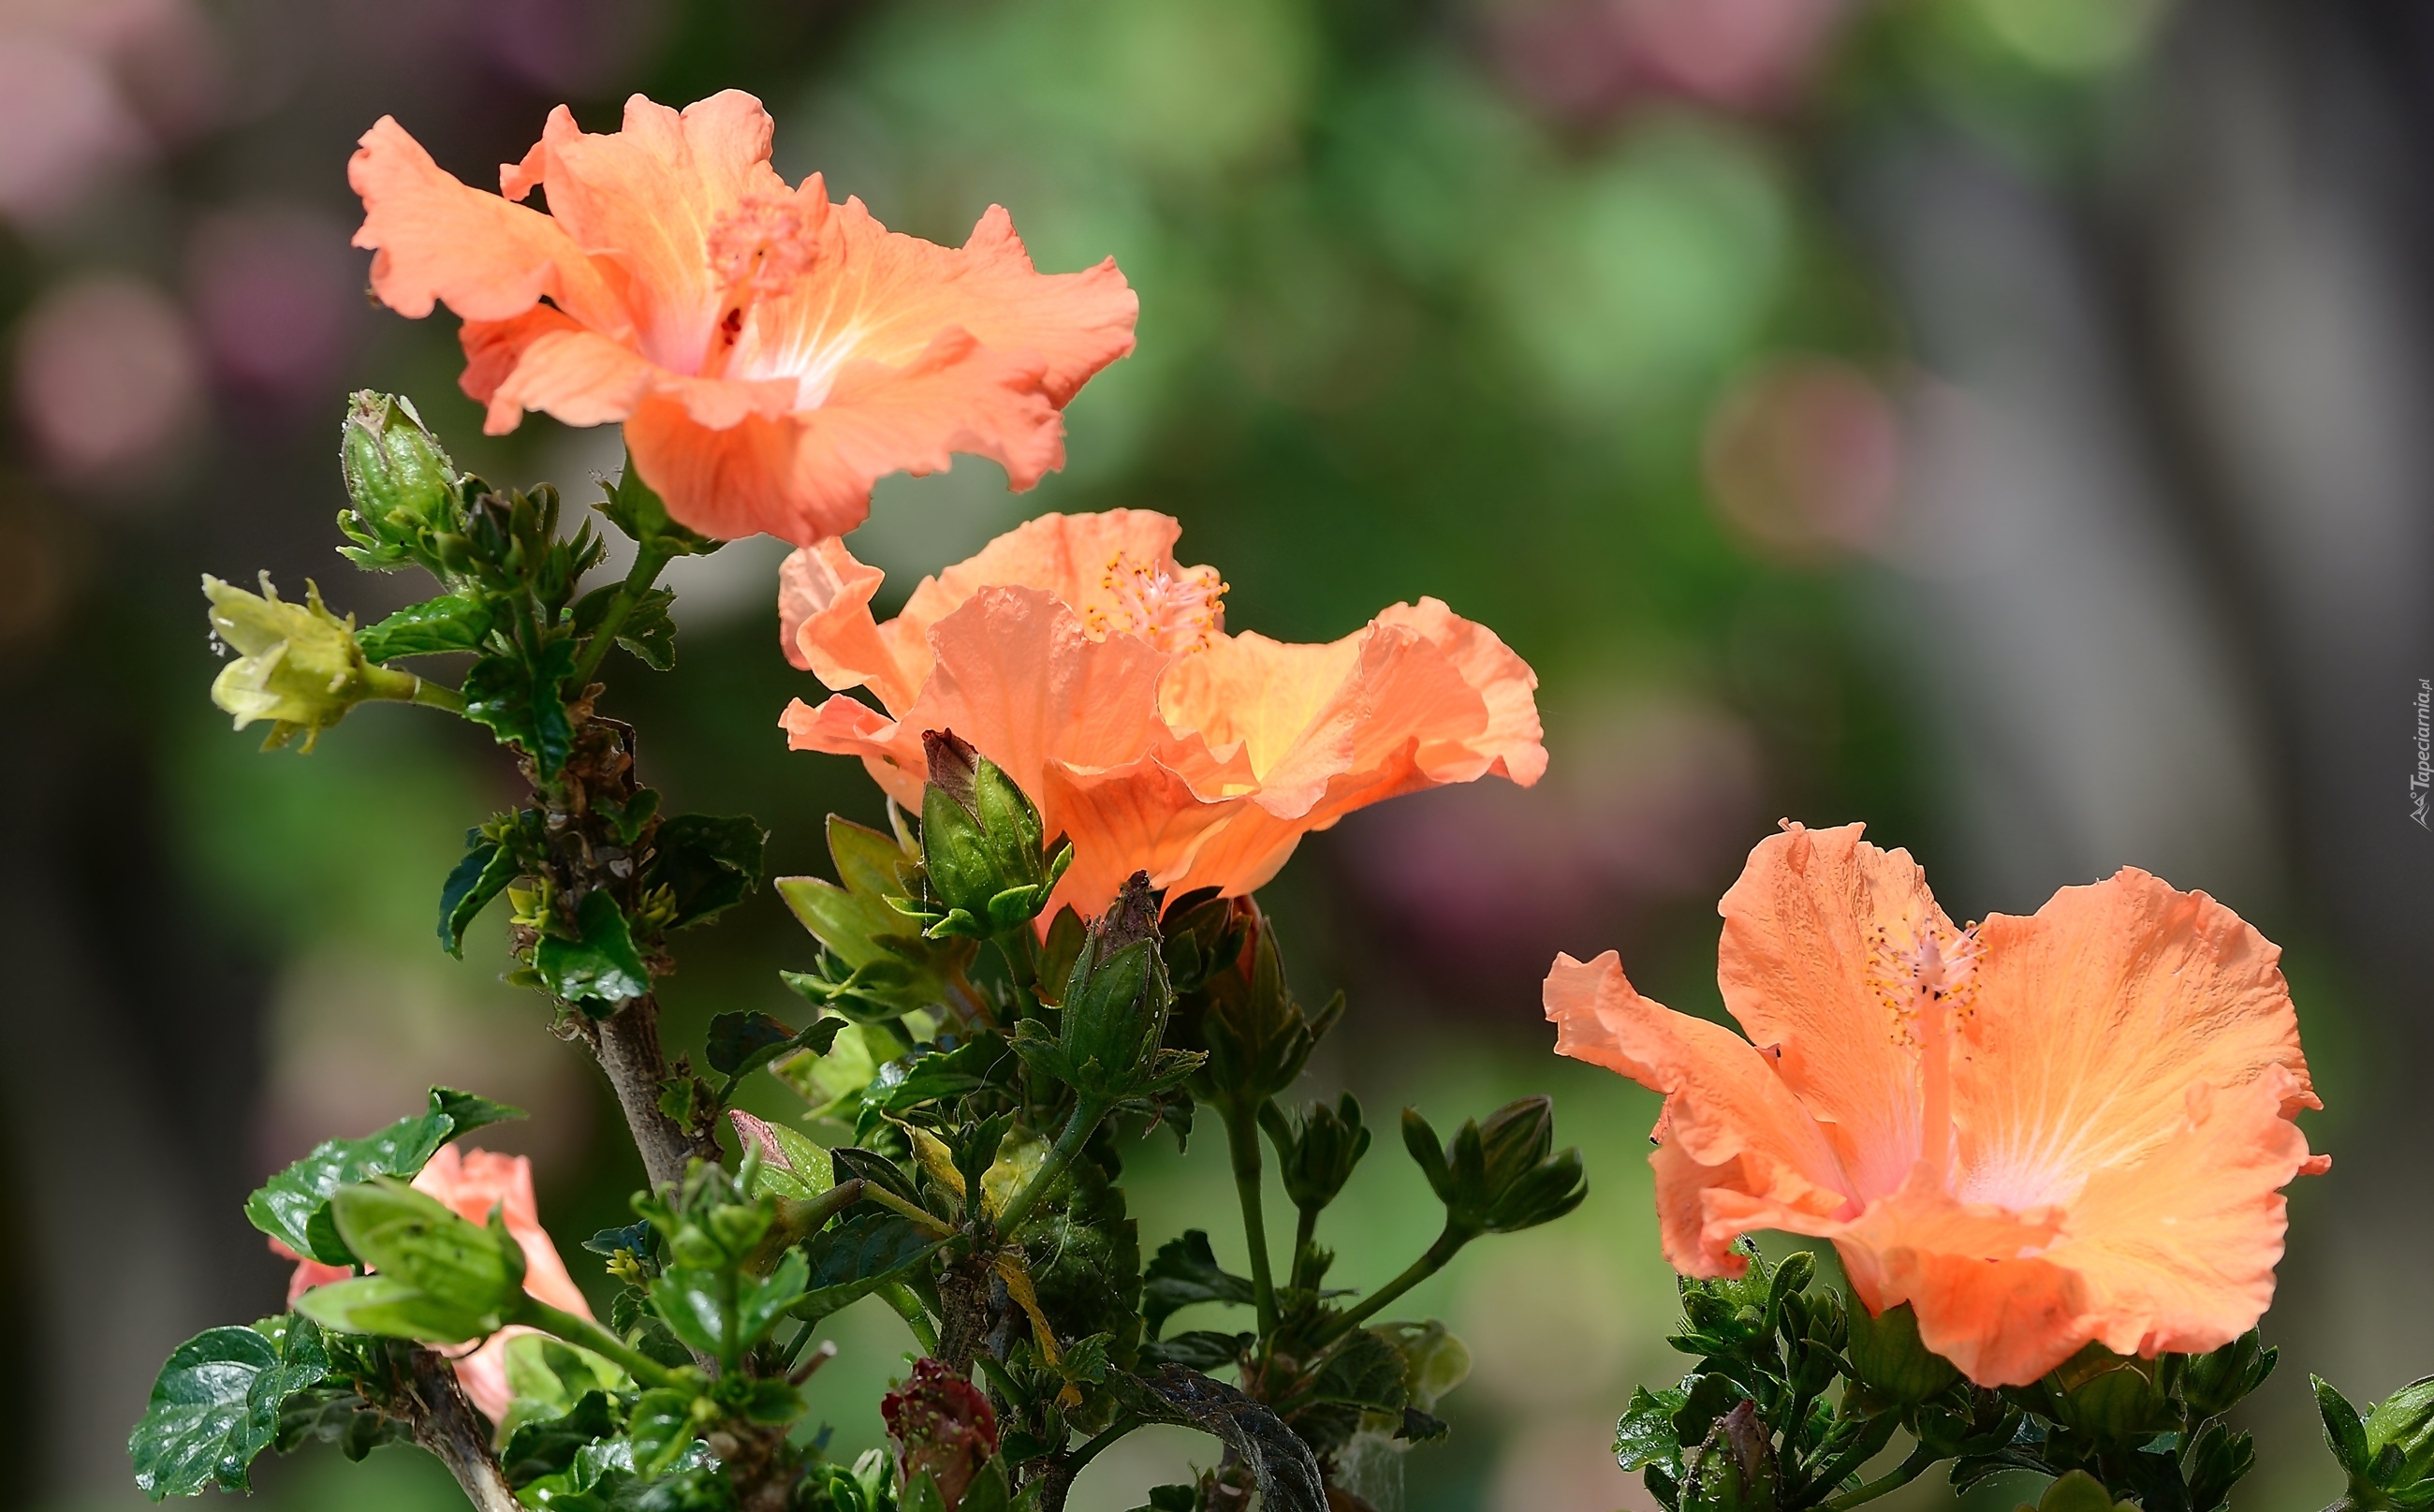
[1485,0,1855,123]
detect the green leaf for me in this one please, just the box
[1140,1330,1250,1373]
[730,1110,834,1199]
[130,1319,329,1499]
[648,814,768,931]
[790,1212,945,1323]
[534,889,652,1009]
[462,639,578,776]
[1305,1328,1408,1411]
[648,1251,807,1369]
[502,1389,620,1489]
[357,593,491,663]
[243,1087,525,1264]
[1143,1230,1256,1337]
[597,458,720,557]
[628,1387,707,1477]
[863,1034,1011,1115]
[706,1012,839,1090]
[437,829,519,957]
[2317,1375,2373,1481]
[615,588,679,671]
[1616,1386,1690,1474]
[298,1182,523,1343]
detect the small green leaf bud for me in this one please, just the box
[2181,1330,2277,1420]
[1680,1400,1778,1512]
[918,729,1067,937]
[339,391,460,565]
[203,573,405,751]
[1404,1095,1589,1240]
[1845,1300,1961,1406]
[1264,1093,1372,1216]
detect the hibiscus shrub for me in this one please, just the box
[131,389,1580,1512]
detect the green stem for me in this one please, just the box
[1223,1102,1277,1337]
[1292,1206,1318,1283]
[1323,1223,1471,1343]
[879,1284,939,1355]
[859,1183,954,1239]
[993,1096,1111,1240]
[360,663,466,714]
[515,1297,686,1390]
[568,542,675,690]
[1824,1446,1938,1512]
[1063,1413,1143,1479]
[975,1350,1024,1404]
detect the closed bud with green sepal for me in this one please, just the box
[338,391,461,568]
[1182,900,1341,1112]
[1846,1300,1961,1406]
[1016,873,1204,1102]
[2319,1374,2434,1512]
[1261,1094,1371,1218]
[2024,1344,2179,1440]
[1403,1096,1588,1240]
[917,729,1071,938]
[1681,1400,1778,1512]
[2181,1329,2276,1420]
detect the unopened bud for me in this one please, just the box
[1681,1400,1779,1512]
[2033,1344,2177,1439]
[203,574,394,751]
[339,391,460,565]
[918,729,1066,937]
[1265,1093,1372,1216]
[1845,1300,1960,1406]
[1057,873,1174,1087]
[1402,1096,1588,1240]
[2324,1374,2434,1511]
[2181,1330,2276,1420]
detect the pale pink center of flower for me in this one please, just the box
[1869,915,1981,1189]
[703,193,823,375]
[1083,551,1227,653]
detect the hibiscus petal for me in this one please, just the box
[1371,597,1548,785]
[1716,823,1943,1204]
[512,92,789,369]
[479,326,657,435]
[1545,951,1855,1274]
[779,692,925,809]
[778,539,910,701]
[349,115,622,331]
[1036,756,1242,921]
[1957,867,2317,1215]
[904,509,1190,645]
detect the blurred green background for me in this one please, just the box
[3,0,2429,1509]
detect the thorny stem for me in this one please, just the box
[993,1096,1111,1239]
[1824,1446,1939,1512]
[405,1345,520,1512]
[1324,1222,1471,1342]
[517,1297,688,1390]
[1223,1103,1278,1336]
[569,541,677,690]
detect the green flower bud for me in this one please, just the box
[294,1178,526,1343]
[1681,1400,1779,1512]
[1263,1093,1372,1217]
[1845,1300,1961,1406]
[2031,1344,2178,1440]
[1402,1095,1588,1240]
[204,573,403,751]
[339,391,460,566]
[1054,874,1178,1092]
[918,729,1068,937]
[1180,900,1340,1109]
[2025,1470,2139,1512]
[2326,1376,2434,1511]
[2181,1330,2277,1420]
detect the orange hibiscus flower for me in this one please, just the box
[778,509,1547,920]
[1545,822,2326,1387]
[348,91,1136,544]
[274,1147,595,1422]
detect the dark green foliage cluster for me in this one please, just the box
[133,395,1590,1512]
[1615,1241,2287,1512]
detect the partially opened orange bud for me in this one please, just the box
[1547,821,2326,1387]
